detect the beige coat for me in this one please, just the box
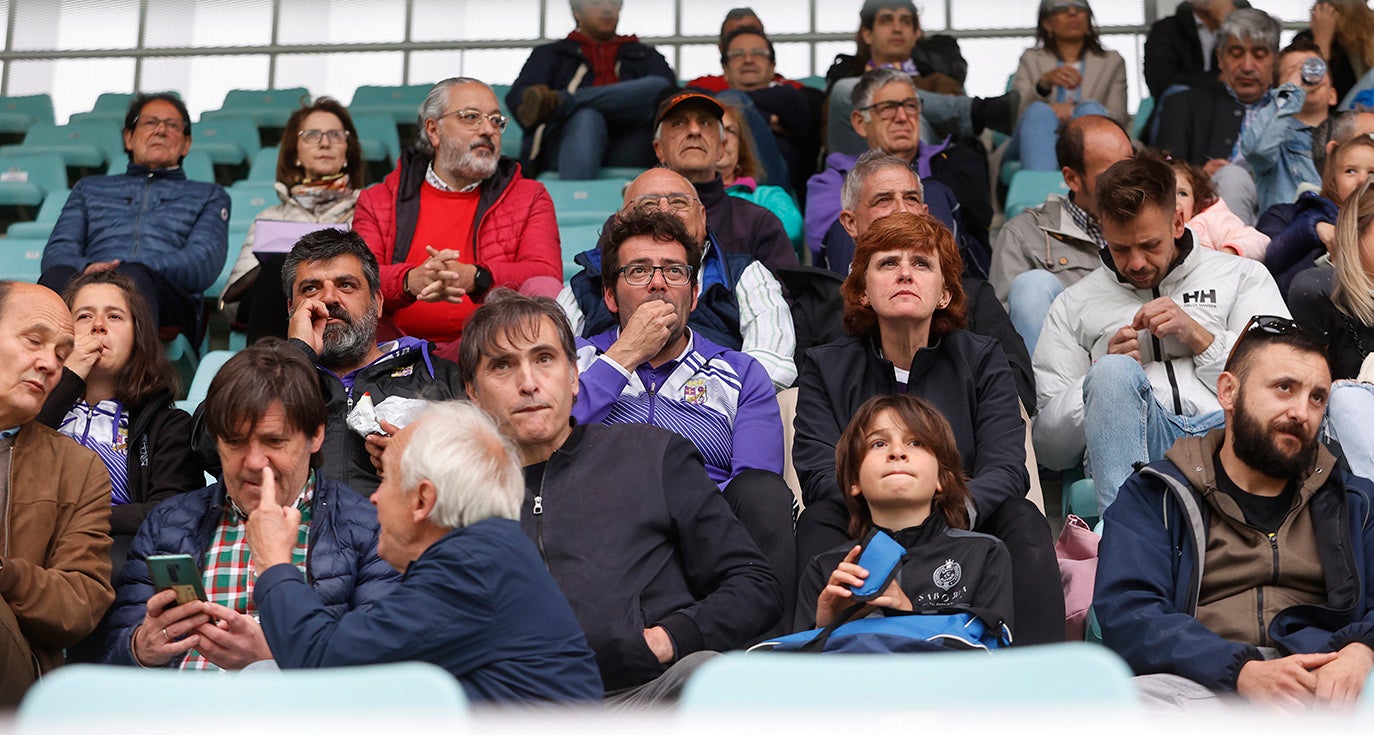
[224,182,360,300]
[1012,47,1128,124]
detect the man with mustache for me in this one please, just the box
[354,77,562,358]
[1034,154,1286,515]
[1095,317,1374,711]
[568,209,796,631]
[283,229,464,496]
[1156,8,1281,226]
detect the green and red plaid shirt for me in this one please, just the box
[181,473,315,672]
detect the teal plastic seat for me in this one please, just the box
[1132,97,1156,141]
[211,87,311,128]
[91,91,137,114]
[680,644,1139,713]
[0,238,46,282]
[543,178,627,226]
[0,153,67,207]
[798,75,826,91]
[352,112,401,164]
[246,147,282,182]
[0,121,124,171]
[350,84,431,124]
[16,662,467,731]
[0,94,54,135]
[7,188,70,239]
[558,222,604,281]
[193,113,263,166]
[226,181,280,225]
[1004,170,1069,220]
[175,349,238,413]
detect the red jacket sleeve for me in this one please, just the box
[479,180,563,295]
[353,182,415,309]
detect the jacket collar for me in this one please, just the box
[124,162,186,180]
[1164,427,1337,508]
[693,175,727,210]
[1031,195,1098,243]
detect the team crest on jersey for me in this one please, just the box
[683,378,708,404]
[390,365,414,378]
[933,559,961,590]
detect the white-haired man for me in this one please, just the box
[246,401,603,704]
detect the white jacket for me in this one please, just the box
[1032,238,1287,470]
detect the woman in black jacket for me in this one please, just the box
[792,212,1062,643]
[39,271,204,583]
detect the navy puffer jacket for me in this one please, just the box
[101,477,399,665]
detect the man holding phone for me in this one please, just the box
[100,339,398,670]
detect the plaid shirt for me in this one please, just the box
[1062,195,1106,250]
[181,474,315,672]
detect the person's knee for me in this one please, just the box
[1008,270,1064,309]
[978,497,1052,549]
[1021,101,1057,125]
[1084,354,1150,403]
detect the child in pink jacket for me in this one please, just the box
[1171,157,1269,260]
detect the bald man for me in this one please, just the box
[558,167,797,390]
[989,115,1134,354]
[0,282,114,705]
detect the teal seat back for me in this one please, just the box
[1004,170,1069,220]
[543,178,628,226]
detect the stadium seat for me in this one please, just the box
[163,332,200,389]
[797,75,826,91]
[91,91,137,114]
[0,237,46,282]
[1004,170,1068,220]
[175,349,237,413]
[246,147,282,182]
[1132,97,1156,141]
[0,152,67,207]
[543,178,628,226]
[558,223,604,281]
[539,167,645,182]
[193,113,263,166]
[350,84,431,124]
[6,188,70,239]
[0,121,123,172]
[679,644,1139,713]
[226,181,279,225]
[211,87,311,128]
[352,112,402,165]
[0,94,54,137]
[16,662,467,731]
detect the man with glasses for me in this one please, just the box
[568,209,796,628]
[1034,154,1287,515]
[508,0,674,181]
[560,166,797,390]
[1096,315,1374,712]
[807,68,992,275]
[354,77,561,357]
[41,93,230,343]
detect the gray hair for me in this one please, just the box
[840,148,923,211]
[415,77,488,155]
[851,68,919,119]
[652,118,727,143]
[1216,8,1280,58]
[398,400,524,529]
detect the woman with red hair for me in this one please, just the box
[792,211,1063,644]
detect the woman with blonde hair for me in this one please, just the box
[1301,0,1374,103]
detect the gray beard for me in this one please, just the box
[319,306,380,371]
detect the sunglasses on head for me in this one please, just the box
[1241,314,1328,345]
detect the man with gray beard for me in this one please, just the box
[354,77,563,360]
[283,229,465,496]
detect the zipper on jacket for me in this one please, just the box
[1151,286,1184,415]
[533,465,549,568]
[132,173,154,256]
[647,379,657,423]
[1256,586,1268,647]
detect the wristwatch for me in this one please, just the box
[471,265,494,298]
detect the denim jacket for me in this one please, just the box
[1239,82,1321,213]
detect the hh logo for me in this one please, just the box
[1181,289,1217,305]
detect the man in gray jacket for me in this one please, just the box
[989,115,1132,354]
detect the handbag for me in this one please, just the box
[1055,513,1100,641]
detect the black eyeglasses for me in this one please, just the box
[1241,314,1329,345]
[617,264,695,287]
[857,98,921,121]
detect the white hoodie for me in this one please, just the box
[1032,237,1288,470]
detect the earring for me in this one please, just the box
[294,159,301,167]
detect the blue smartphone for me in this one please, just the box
[147,554,207,606]
[849,529,908,602]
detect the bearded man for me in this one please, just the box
[283,229,464,496]
[1094,316,1374,712]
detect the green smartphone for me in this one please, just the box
[146,554,207,606]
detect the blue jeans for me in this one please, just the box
[714,89,790,190]
[826,77,964,156]
[1083,355,1226,512]
[1006,99,1109,171]
[554,76,672,180]
[1007,269,1064,356]
[1328,382,1374,480]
